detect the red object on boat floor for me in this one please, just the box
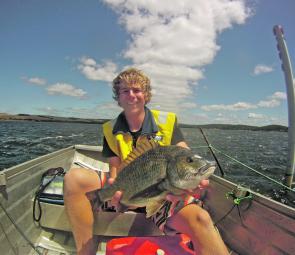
[106,234,195,255]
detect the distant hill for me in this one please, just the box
[179,123,288,132]
[0,113,108,124]
[0,113,287,132]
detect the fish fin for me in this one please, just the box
[146,200,166,218]
[86,189,103,211]
[129,180,165,201]
[119,139,159,170]
[117,203,130,213]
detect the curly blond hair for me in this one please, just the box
[112,68,152,104]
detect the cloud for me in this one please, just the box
[253,64,274,75]
[46,83,87,99]
[35,106,60,115]
[22,76,47,86]
[201,101,257,111]
[78,58,118,82]
[271,91,287,100]
[257,91,286,108]
[257,99,280,108]
[248,112,265,119]
[86,0,252,111]
[65,103,121,119]
[201,91,286,112]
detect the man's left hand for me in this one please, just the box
[166,179,209,203]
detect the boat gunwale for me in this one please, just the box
[211,174,295,218]
[1,146,76,181]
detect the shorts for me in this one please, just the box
[96,171,107,187]
[150,196,202,235]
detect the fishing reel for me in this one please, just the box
[226,185,253,207]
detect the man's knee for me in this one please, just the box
[64,168,88,194]
[64,168,100,195]
[183,204,213,229]
[194,207,212,228]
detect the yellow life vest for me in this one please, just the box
[103,109,176,160]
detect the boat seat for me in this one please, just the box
[34,160,163,237]
[37,202,164,236]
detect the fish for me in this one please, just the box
[86,140,216,217]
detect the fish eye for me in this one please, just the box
[186,157,194,163]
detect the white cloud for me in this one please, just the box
[79,58,118,82]
[65,103,121,119]
[253,64,274,75]
[22,76,47,86]
[89,0,252,111]
[257,91,286,108]
[201,91,286,112]
[257,99,280,108]
[271,91,287,100]
[80,57,97,66]
[36,106,60,115]
[248,112,265,119]
[181,102,198,109]
[201,101,257,111]
[47,83,87,99]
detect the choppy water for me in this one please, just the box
[1,121,294,207]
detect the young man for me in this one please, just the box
[64,68,229,255]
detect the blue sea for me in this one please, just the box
[1,121,294,207]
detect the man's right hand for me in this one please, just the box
[108,178,138,211]
[107,178,123,210]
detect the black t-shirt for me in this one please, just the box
[102,120,185,158]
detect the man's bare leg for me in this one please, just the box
[64,168,101,255]
[166,204,229,255]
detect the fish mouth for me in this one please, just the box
[197,161,216,175]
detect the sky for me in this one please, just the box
[1,0,294,126]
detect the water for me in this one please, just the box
[1,121,294,207]
[0,121,103,169]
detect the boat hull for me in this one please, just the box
[0,145,295,254]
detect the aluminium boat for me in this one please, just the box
[1,25,295,255]
[0,143,294,255]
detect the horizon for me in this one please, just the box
[1,0,294,126]
[0,112,288,128]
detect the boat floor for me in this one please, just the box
[30,227,239,255]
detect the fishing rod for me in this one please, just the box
[199,128,225,177]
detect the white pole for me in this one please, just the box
[273,25,295,188]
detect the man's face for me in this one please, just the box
[118,81,146,113]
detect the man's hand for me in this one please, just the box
[108,178,123,209]
[166,179,209,203]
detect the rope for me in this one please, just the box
[0,201,42,255]
[33,167,65,222]
[0,167,65,255]
[0,218,18,255]
[209,144,295,193]
[214,204,236,226]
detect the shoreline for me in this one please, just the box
[0,113,288,132]
[0,113,107,124]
